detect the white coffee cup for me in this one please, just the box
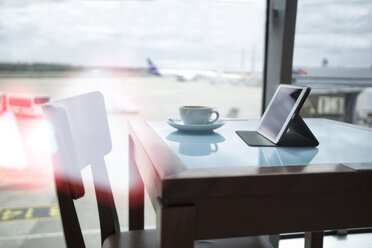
[179,106,219,125]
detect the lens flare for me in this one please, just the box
[0,111,27,170]
[25,120,57,154]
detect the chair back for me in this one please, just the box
[43,91,120,248]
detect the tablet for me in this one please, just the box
[256,85,310,144]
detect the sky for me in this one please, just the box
[294,0,372,68]
[0,0,371,70]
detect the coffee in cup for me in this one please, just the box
[179,106,219,125]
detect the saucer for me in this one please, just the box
[167,119,225,132]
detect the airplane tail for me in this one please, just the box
[147,58,161,76]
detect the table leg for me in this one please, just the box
[157,199,195,248]
[305,231,324,248]
[129,136,144,230]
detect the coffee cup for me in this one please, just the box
[179,106,219,125]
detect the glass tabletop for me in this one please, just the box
[148,119,372,170]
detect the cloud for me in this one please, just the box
[0,0,370,69]
[294,0,372,67]
[0,0,267,70]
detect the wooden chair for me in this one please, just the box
[43,91,275,248]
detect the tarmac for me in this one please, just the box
[0,71,371,248]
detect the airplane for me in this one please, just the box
[146,58,219,81]
[146,58,308,85]
[146,58,257,83]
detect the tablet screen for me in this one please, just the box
[257,86,304,142]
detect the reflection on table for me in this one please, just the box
[166,131,225,156]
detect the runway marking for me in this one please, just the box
[0,204,59,223]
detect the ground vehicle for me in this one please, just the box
[3,93,49,117]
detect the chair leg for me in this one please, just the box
[305,231,324,248]
[129,136,144,230]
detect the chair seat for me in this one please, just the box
[103,229,274,248]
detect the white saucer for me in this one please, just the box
[167,119,225,132]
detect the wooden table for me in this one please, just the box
[128,119,372,248]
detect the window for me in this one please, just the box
[0,0,267,243]
[293,0,372,124]
[0,0,266,119]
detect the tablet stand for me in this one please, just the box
[236,115,319,147]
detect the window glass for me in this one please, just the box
[0,0,267,240]
[0,0,266,119]
[293,0,372,124]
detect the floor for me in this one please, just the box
[0,72,371,247]
[281,233,372,248]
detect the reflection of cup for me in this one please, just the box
[166,131,225,157]
[179,143,218,156]
[179,106,219,125]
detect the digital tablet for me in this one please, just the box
[256,85,310,144]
